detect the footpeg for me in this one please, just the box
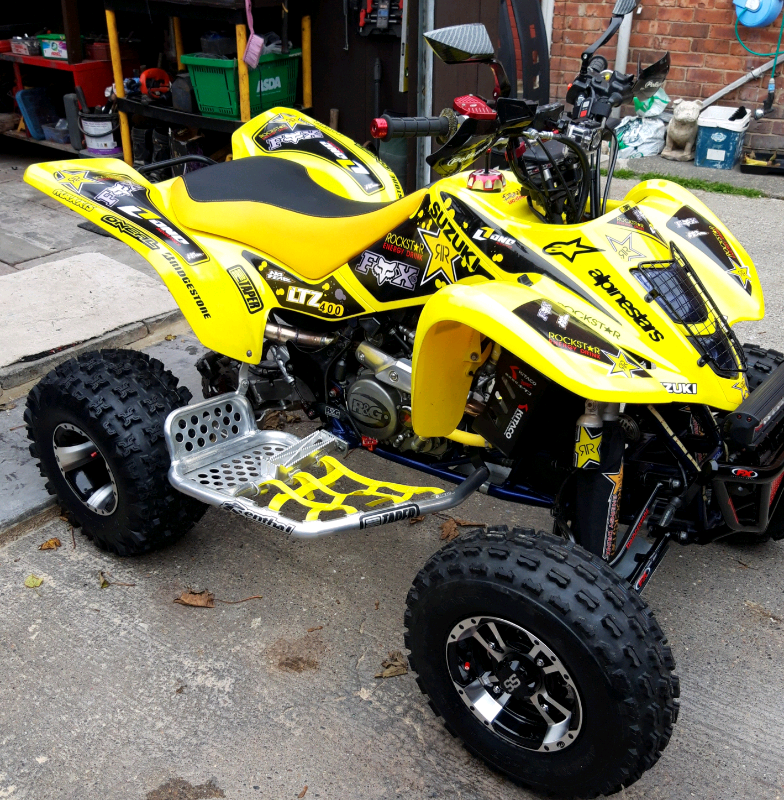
[165,392,489,537]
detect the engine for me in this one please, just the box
[345,341,447,455]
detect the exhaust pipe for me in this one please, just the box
[264,322,338,348]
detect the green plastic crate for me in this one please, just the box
[181,49,301,120]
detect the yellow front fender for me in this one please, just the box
[410,279,736,438]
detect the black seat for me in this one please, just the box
[181,156,390,218]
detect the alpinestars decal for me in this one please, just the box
[543,238,603,262]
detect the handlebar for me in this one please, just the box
[371,114,450,141]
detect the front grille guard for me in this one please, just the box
[631,242,746,378]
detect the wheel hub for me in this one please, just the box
[52,423,118,517]
[446,615,582,752]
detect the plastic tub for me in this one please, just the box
[10,36,41,56]
[79,111,121,154]
[42,121,70,145]
[200,33,235,56]
[37,34,69,60]
[181,49,301,119]
[695,106,752,170]
[15,88,58,140]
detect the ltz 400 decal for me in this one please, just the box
[241,252,364,319]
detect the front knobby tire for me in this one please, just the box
[404,527,679,798]
[25,349,206,555]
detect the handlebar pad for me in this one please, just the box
[371,114,450,141]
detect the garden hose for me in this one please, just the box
[734,9,784,113]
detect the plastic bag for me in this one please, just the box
[615,115,667,158]
[634,87,670,118]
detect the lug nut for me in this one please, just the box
[536,658,545,667]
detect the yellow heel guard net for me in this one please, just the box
[257,455,443,521]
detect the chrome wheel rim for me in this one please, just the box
[52,423,118,517]
[446,615,582,752]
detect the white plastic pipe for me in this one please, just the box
[542,0,555,50]
[417,0,435,188]
[611,12,634,117]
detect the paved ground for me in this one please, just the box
[2,141,784,800]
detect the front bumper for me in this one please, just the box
[713,444,784,533]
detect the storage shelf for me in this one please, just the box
[117,97,245,133]
[0,53,111,72]
[2,129,102,157]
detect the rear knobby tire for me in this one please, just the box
[25,349,206,555]
[404,527,679,798]
[723,344,784,545]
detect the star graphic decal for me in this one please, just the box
[543,238,603,263]
[53,169,99,194]
[732,378,749,400]
[419,225,460,285]
[606,232,645,262]
[726,260,752,291]
[270,111,304,130]
[574,425,602,469]
[603,349,646,378]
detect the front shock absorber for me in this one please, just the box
[572,400,625,560]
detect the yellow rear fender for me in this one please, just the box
[24,158,269,362]
[410,279,742,439]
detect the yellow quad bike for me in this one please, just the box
[22,3,784,796]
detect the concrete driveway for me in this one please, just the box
[1,180,784,800]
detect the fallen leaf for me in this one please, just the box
[174,589,215,608]
[374,600,380,610]
[439,518,460,542]
[215,594,263,605]
[262,410,283,430]
[164,334,177,341]
[298,786,308,798]
[375,650,408,679]
[744,600,783,623]
[408,515,425,525]
[175,685,186,694]
[262,410,301,430]
[99,571,135,589]
[307,626,323,633]
[454,518,487,528]
[38,538,62,551]
[24,574,43,588]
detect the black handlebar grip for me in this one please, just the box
[371,114,450,141]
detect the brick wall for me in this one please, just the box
[549,0,784,151]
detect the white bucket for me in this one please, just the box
[79,113,121,154]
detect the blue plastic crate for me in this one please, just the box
[695,106,752,170]
[16,88,58,141]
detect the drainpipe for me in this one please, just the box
[542,0,555,50]
[611,12,634,117]
[417,0,435,188]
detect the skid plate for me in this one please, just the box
[164,392,487,538]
